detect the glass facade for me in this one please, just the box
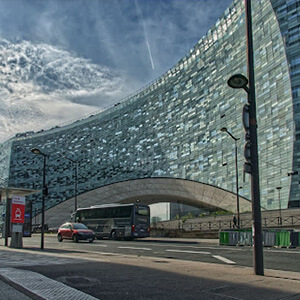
[271,0,300,207]
[0,0,299,214]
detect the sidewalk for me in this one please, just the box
[0,278,33,300]
[0,238,300,299]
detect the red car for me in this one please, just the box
[57,222,95,243]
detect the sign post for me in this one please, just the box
[10,195,25,248]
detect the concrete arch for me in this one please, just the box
[45,178,251,227]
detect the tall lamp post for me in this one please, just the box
[227,0,264,276]
[62,156,78,212]
[276,187,282,226]
[221,127,240,228]
[31,148,48,250]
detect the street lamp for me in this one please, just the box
[227,74,249,92]
[276,187,282,226]
[226,0,264,276]
[221,127,240,228]
[31,148,48,250]
[62,156,78,212]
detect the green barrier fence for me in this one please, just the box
[238,229,252,246]
[219,231,229,245]
[263,230,276,247]
[219,229,299,248]
[275,231,290,247]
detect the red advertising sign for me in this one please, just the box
[11,195,25,224]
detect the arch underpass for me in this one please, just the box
[45,178,252,228]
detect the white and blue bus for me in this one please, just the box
[73,203,150,240]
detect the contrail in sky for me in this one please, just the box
[135,0,155,70]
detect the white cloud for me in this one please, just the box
[0,0,233,143]
[0,38,134,142]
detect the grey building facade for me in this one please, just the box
[0,0,299,215]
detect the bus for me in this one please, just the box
[73,203,150,240]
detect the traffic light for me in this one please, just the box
[242,103,251,174]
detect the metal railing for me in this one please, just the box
[151,214,300,233]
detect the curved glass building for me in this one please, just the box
[0,0,299,214]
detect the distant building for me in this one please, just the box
[0,0,299,217]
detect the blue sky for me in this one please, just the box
[0,0,232,142]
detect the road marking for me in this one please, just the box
[118,246,152,251]
[166,249,210,255]
[212,255,236,264]
[266,249,300,254]
[136,242,242,251]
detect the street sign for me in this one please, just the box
[11,195,25,224]
[12,224,23,232]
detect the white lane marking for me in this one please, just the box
[266,249,300,254]
[166,249,210,255]
[135,242,243,251]
[118,246,152,251]
[212,255,236,264]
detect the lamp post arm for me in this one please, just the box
[243,86,250,94]
[62,156,75,164]
[221,127,239,141]
[227,131,239,141]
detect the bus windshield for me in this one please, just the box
[135,206,150,216]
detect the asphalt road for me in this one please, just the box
[23,234,300,272]
[1,235,300,299]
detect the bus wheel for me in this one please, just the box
[111,230,117,240]
[73,235,78,243]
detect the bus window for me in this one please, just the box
[118,206,132,218]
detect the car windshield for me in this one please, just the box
[72,223,88,230]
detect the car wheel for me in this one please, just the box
[72,234,78,243]
[88,238,94,243]
[57,234,63,242]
